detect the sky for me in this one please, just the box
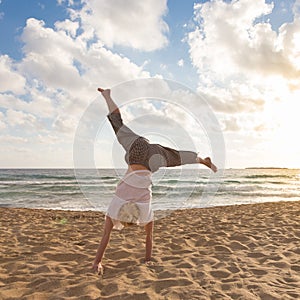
[0,0,300,169]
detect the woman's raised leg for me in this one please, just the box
[98,88,120,114]
[98,87,141,153]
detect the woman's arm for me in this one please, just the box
[92,216,114,274]
[144,221,154,262]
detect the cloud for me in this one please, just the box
[293,0,300,17]
[37,133,60,144]
[0,55,26,95]
[0,3,162,166]
[0,135,28,144]
[55,19,79,38]
[177,59,184,67]
[222,116,240,132]
[52,114,79,135]
[0,111,6,130]
[189,0,300,80]
[76,0,169,51]
[187,0,300,131]
[20,18,85,92]
[0,91,55,118]
[20,18,151,92]
[5,109,41,130]
[197,82,265,114]
[13,16,152,137]
[57,0,74,6]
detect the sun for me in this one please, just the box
[262,78,300,168]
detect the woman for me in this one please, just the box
[92,88,217,274]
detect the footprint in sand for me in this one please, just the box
[229,241,249,251]
[249,268,268,276]
[214,245,233,254]
[210,270,231,279]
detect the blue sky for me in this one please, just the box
[0,0,199,87]
[0,0,300,168]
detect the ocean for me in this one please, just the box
[0,168,299,213]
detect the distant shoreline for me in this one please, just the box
[245,167,289,170]
[0,167,297,170]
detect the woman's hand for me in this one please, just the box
[92,262,104,275]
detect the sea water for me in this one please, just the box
[0,168,299,212]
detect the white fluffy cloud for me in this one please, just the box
[177,59,184,67]
[187,0,300,133]
[5,109,40,129]
[0,111,6,130]
[57,0,74,7]
[75,0,169,51]
[189,0,300,85]
[293,0,300,17]
[1,0,168,167]
[184,0,300,168]
[0,91,55,118]
[20,17,151,93]
[6,14,152,139]
[20,18,85,92]
[55,19,79,38]
[0,135,28,144]
[0,55,26,95]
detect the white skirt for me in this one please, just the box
[106,170,154,230]
[106,195,153,230]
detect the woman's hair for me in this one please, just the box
[117,202,140,226]
[121,221,135,227]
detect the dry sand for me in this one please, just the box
[0,201,299,300]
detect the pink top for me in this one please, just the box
[115,170,152,203]
[106,170,153,230]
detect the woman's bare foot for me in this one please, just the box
[97,87,119,113]
[97,87,111,99]
[198,157,217,172]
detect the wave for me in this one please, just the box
[231,192,300,198]
[244,174,291,179]
[0,173,118,182]
[0,174,76,181]
[1,168,299,211]
[224,180,241,184]
[99,176,117,180]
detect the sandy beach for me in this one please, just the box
[0,201,299,299]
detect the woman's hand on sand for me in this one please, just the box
[144,260,155,266]
[92,262,104,275]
